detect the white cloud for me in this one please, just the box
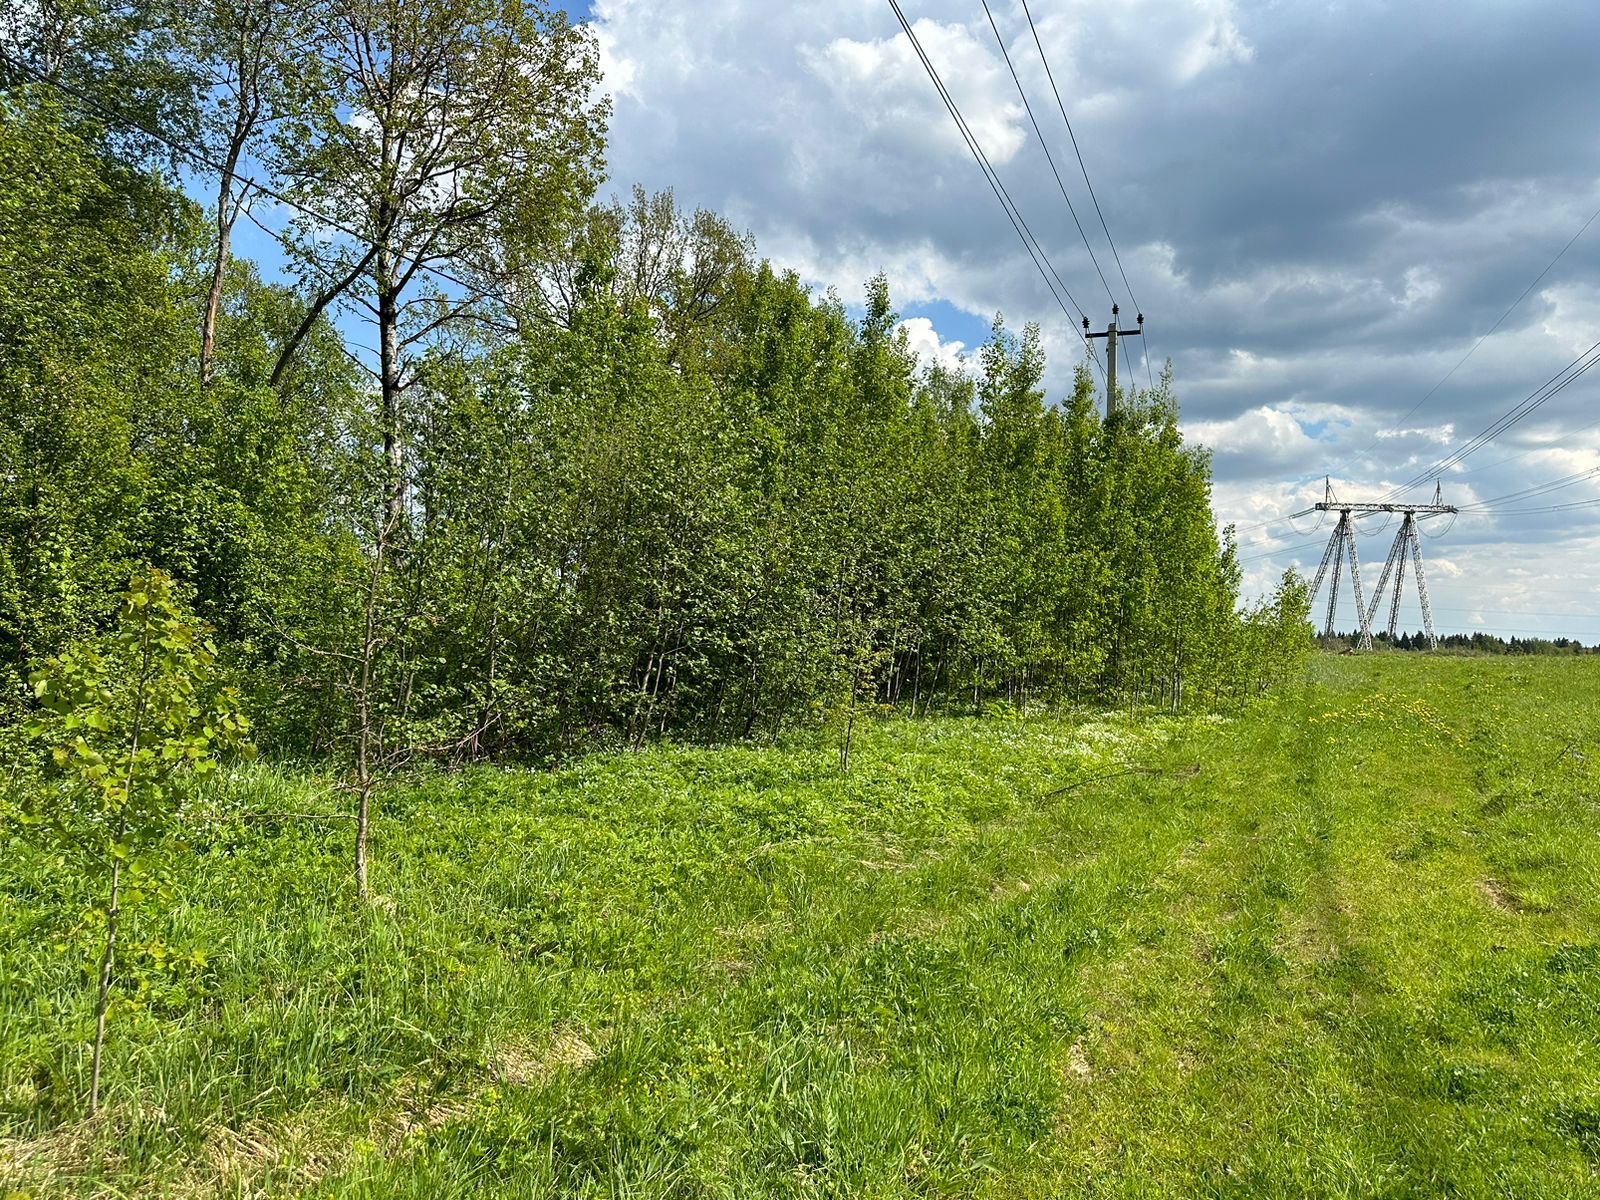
[1186,404,1322,465]
[806,22,1026,168]
[1400,266,1441,310]
[1539,282,1600,352]
[898,317,968,373]
[1174,0,1255,82]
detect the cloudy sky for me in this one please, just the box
[566,0,1600,641]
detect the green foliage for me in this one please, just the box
[0,95,191,716]
[0,71,1300,768]
[27,566,253,852]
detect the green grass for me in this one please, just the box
[4,656,1600,1196]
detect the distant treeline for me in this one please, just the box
[1325,632,1597,655]
[0,1,1309,769]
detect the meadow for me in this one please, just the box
[4,654,1600,1197]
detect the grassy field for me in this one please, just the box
[4,654,1600,1197]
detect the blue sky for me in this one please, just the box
[579,0,1600,641]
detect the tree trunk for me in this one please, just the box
[355,775,372,898]
[91,631,153,1116]
[354,527,387,899]
[201,125,249,385]
[88,854,122,1118]
[200,202,232,384]
[839,667,860,776]
[378,273,406,535]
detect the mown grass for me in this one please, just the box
[4,656,1600,1196]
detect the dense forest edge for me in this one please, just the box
[0,2,1307,765]
[1,0,1310,1143]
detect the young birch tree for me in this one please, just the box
[27,568,252,1115]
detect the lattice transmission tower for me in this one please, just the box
[1306,481,1457,650]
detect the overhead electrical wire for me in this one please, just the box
[887,0,1100,370]
[1014,0,1157,390]
[979,0,1114,305]
[1334,194,1600,480]
[1113,107,1156,391]
[1288,506,1326,538]
[1450,495,1600,518]
[1433,604,1600,618]
[1382,337,1600,500]
[1355,509,1394,537]
[1417,509,1459,538]
[1236,540,1326,564]
[1449,413,1600,478]
[1227,512,1302,537]
[1455,463,1600,512]
[1017,0,1142,318]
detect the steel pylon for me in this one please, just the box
[1309,508,1373,648]
[1357,510,1444,650]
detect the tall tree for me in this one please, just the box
[179,0,306,383]
[0,0,196,167]
[258,0,605,892]
[271,0,607,527]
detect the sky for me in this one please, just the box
[568,0,1600,642]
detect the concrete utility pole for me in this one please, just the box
[1084,304,1143,417]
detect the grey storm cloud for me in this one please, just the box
[588,0,1600,637]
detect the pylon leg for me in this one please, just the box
[1364,521,1407,639]
[1322,515,1346,641]
[1387,516,1412,641]
[1344,517,1374,650]
[1408,520,1438,649]
[1309,518,1340,602]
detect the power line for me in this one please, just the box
[979,0,1113,305]
[1015,0,1158,392]
[1227,513,1301,537]
[1383,338,1600,499]
[1453,495,1600,518]
[1017,0,1141,316]
[1108,118,1156,392]
[1432,605,1600,618]
[1456,463,1600,511]
[1335,194,1600,479]
[887,0,1098,361]
[1450,414,1600,478]
[1237,540,1326,564]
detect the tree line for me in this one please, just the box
[1331,631,1599,655]
[0,0,1311,779]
